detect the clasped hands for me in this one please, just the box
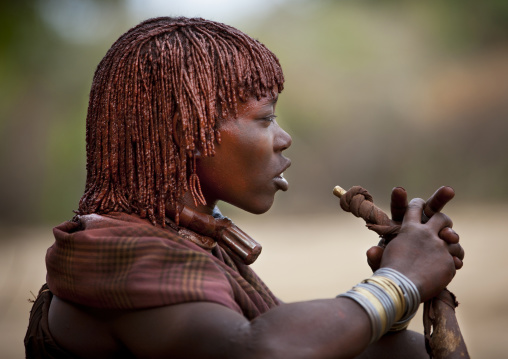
[366,186,465,273]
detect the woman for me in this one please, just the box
[25,17,464,358]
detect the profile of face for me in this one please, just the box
[196,95,292,214]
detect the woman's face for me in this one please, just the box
[196,94,292,214]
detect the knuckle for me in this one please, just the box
[433,212,453,227]
[408,198,425,208]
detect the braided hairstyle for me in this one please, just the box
[77,17,284,225]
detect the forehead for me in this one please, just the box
[235,94,278,116]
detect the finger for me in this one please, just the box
[390,187,408,223]
[423,186,455,219]
[454,257,463,270]
[404,198,426,223]
[366,246,384,272]
[428,211,453,231]
[439,227,459,244]
[448,243,464,260]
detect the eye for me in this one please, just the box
[262,115,277,123]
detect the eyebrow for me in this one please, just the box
[260,94,278,106]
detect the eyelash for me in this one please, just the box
[263,115,277,123]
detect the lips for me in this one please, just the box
[273,159,291,191]
[273,172,289,191]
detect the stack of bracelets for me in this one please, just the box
[338,267,421,344]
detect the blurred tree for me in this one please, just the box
[251,0,508,213]
[0,0,128,226]
[353,0,508,51]
[0,1,62,225]
[1,0,507,225]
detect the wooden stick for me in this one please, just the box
[332,184,469,359]
[333,185,347,198]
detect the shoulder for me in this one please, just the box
[113,301,251,358]
[48,212,241,310]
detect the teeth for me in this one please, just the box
[280,173,285,178]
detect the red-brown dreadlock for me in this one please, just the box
[77,17,285,226]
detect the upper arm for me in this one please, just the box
[114,301,255,359]
[113,297,374,359]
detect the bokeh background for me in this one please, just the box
[1,0,507,357]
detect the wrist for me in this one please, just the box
[374,268,421,332]
[337,268,421,343]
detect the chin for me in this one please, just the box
[249,207,272,215]
[231,197,275,215]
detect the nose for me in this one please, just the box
[274,123,292,152]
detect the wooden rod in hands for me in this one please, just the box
[333,185,399,243]
[333,185,469,359]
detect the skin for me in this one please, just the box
[367,186,464,271]
[48,95,464,358]
[194,94,292,215]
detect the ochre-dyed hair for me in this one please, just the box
[77,17,284,225]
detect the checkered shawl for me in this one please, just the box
[46,213,279,319]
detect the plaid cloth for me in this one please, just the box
[46,212,279,319]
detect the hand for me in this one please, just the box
[422,186,464,269]
[366,186,464,271]
[381,198,457,302]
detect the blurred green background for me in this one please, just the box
[1,0,508,225]
[1,0,508,358]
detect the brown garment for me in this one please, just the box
[24,284,73,358]
[46,213,279,318]
[26,213,280,357]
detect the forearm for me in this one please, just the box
[236,266,425,359]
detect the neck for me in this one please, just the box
[165,198,262,265]
[178,191,217,215]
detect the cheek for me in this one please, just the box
[236,133,273,165]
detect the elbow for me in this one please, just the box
[229,321,317,359]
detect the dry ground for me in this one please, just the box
[2,203,507,358]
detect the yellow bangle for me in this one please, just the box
[352,286,388,333]
[367,276,405,321]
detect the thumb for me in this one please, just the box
[366,245,384,272]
